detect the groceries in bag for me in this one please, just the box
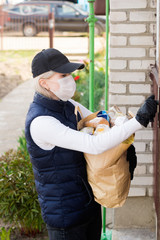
[76,106,134,208]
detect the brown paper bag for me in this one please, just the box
[85,142,131,208]
[76,107,134,208]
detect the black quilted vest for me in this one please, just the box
[25,93,100,228]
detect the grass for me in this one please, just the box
[0,50,39,62]
[0,45,105,63]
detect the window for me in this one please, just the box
[17,4,49,15]
[31,6,49,14]
[57,5,76,16]
[10,7,21,13]
[21,6,31,14]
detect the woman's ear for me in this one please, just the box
[39,79,49,90]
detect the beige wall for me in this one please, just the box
[109,0,157,198]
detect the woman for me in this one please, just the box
[25,48,157,240]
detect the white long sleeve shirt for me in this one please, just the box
[30,99,142,154]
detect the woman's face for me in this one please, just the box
[39,72,70,100]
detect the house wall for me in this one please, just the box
[108,0,157,227]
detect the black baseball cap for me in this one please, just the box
[32,48,85,78]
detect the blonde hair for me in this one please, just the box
[34,70,55,99]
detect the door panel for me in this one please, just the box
[55,4,87,32]
[150,66,160,240]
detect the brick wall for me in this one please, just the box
[109,0,156,197]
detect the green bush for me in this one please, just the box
[72,59,105,111]
[0,227,12,240]
[0,133,44,237]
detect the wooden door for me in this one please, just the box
[150,66,160,240]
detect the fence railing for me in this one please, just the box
[0,3,54,50]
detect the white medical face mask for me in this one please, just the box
[50,75,76,101]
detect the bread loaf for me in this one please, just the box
[84,117,110,128]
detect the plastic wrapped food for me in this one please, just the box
[85,117,110,128]
[108,106,124,127]
[80,127,94,135]
[94,124,110,136]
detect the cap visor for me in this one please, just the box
[53,62,84,74]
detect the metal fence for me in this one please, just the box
[0,3,54,50]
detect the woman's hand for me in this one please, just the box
[135,95,158,127]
